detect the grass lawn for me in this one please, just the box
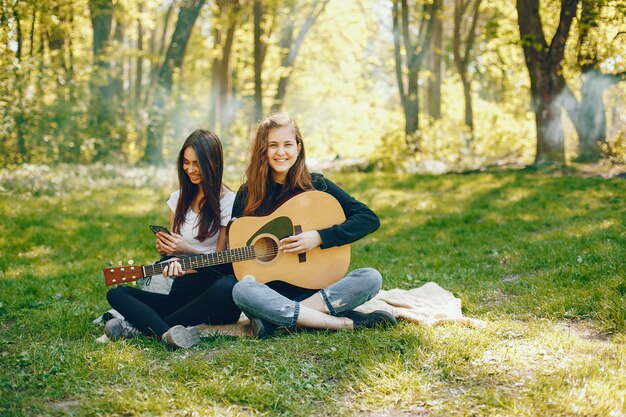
[1,165,625,416]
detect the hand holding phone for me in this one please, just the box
[149,225,171,235]
[152,224,190,255]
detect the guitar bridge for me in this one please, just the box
[294,225,306,263]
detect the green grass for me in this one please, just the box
[1,166,625,416]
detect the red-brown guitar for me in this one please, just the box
[103,191,351,290]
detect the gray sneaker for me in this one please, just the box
[161,325,201,349]
[104,318,143,340]
[248,316,277,339]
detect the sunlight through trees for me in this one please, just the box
[0,0,624,168]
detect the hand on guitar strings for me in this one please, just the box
[156,231,195,255]
[161,259,185,277]
[279,231,322,254]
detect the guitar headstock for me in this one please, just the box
[103,260,145,286]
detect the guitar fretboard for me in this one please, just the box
[144,246,257,276]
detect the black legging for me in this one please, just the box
[106,266,241,337]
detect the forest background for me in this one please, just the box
[1,2,626,415]
[1,0,625,171]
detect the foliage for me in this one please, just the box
[603,130,626,165]
[0,0,624,167]
[1,167,625,416]
[372,79,537,172]
[0,163,175,196]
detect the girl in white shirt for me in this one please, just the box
[105,130,240,349]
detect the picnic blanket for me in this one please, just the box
[354,282,485,328]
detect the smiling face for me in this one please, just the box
[266,125,302,183]
[182,147,202,185]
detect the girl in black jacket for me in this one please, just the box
[231,113,395,338]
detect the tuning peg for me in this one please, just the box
[118,261,123,267]
[108,260,114,268]
[128,259,134,266]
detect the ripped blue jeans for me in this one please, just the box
[231,268,382,327]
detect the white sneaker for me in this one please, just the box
[161,325,201,349]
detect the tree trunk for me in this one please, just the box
[253,0,263,121]
[28,4,36,62]
[113,18,128,153]
[453,0,481,134]
[112,20,125,109]
[517,0,578,165]
[209,54,219,129]
[392,0,440,148]
[577,77,605,162]
[13,5,26,160]
[426,6,442,121]
[13,6,22,61]
[36,19,45,113]
[534,90,566,164]
[65,2,80,160]
[405,69,419,138]
[88,0,114,159]
[67,2,76,103]
[208,0,241,135]
[574,70,625,161]
[48,3,67,91]
[460,72,473,130]
[48,2,74,161]
[144,0,205,164]
[219,13,238,131]
[89,0,113,96]
[145,1,176,108]
[565,0,626,162]
[270,0,329,112]
[135,4,143,109]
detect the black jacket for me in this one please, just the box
[231,172,380,248]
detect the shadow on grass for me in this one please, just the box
[360,171,624,331]
[1,172,625,416]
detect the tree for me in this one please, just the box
[251,0,328,119]
[145,1,177,108]
[392,0,441,149]
[270,0,329,112]
[208,0,242,135]
[425,3,443,121]
[516,0,579,165]
[3,0,623,167]
[144,0,205,163]
[563,0,626,162]
[452,0,482,133]
[134,1,144,111]
[88,0,115,159]
[253,0,265,122]
[10,1,27,159]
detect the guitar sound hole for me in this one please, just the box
[254,237,279,262]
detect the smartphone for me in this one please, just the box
[149,224,171,235]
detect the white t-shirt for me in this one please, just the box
[166,188,236,254]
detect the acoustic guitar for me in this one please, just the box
[103,191,351,289]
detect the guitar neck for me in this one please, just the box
[144,246,257,276]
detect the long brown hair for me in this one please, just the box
[173,129,224,241]
[243,113,313,215]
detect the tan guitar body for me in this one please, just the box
[228,191,351,289]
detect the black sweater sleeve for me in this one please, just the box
[313,174,380,249]
[231,185,247,219]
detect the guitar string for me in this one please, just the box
[112,247,284,278]
[152,247,282,272]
